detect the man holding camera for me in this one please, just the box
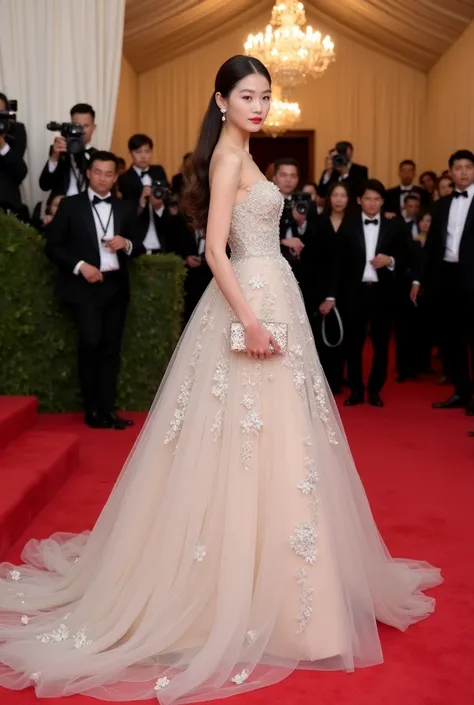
[273,157,315,284]
[318,141,368,203]
[0,93,28,218]
[118,134,171,254]
[39,103,97,197]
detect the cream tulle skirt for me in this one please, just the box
[0,254,442,703]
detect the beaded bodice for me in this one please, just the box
[229,180,284,260]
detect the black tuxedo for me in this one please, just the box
[340,214,407,394]
[6,122,27,157]
[279,197,317,283]
[45,192,144,415]
[171,214,213,326]
[39,147,96,196]
[317,163,368,200]
[384,185,430,216]
[118,165,170,249]
[0,141,28,212]
[422,191,474,400]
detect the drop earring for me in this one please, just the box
[220,109,226,122]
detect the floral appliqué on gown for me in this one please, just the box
[0,180,442,704]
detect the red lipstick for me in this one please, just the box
[249,118,262,124]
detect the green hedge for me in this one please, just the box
[0,213,185,412]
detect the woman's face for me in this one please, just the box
[421,174,436,193]
[330,185,349,212]
[438,178,453,198]
[419,213,432,233]
[217,73,271,133]
[302,184,317,201]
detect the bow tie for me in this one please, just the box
[364,218,379,226]
[92,195,112,205]
[454,190,468,199]
[400,186,412,191]
[141,169,149,177]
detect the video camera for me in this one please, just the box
[285,191,312,217]
[0,99,18,137]
[46,121,85,155]
[151,180,170,201]
[330,141,350,169]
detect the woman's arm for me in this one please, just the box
[205,152,280,359]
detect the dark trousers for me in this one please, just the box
[344,282,393,394]
[71,272,127,414]
[394,284,431,376]
[438,262,474,400]
[182,266,213,328]
[312,311,345,394]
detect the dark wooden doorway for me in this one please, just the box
[249,130,315,184]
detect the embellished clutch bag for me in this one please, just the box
[230,321,288,354]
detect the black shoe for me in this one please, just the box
[396,374,406,383]
[84,411,109,429]
[468,430,474,437]
[368,392,384,408]
[110,411,134,427]
[432,394,467,410]
[101,412,127,430]
[344,392,364,407]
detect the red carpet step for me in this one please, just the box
[0,397,79,561]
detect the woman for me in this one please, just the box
[434,175,453,200]
[304,182,349,394]
[414,210,432,247]
[419,170,438,198]
[0,56,441,703]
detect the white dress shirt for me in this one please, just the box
[73,188,132,275]
[362,213,381,282]
[134,165,164,251]
[444,183,474,263]
[195,229,206,256]
[48,142,93,196]
[404,216,419,238]
[0,142,10,156]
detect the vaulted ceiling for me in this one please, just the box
[124,0,474,74]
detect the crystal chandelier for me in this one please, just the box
[244,1,335,92]
[262,86,301,137]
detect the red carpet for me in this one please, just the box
[1,376,474,705]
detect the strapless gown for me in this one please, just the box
[0,180,441,703]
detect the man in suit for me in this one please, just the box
[0,92,28,218]
[412,149,474,424]
[384,160,430,217]
[0,92,27,157]
[118,134,170,253]
[273,157,317,286]
[340,179,408,407]
[45,151,145,429]
[317,141,368,201]
[39,103,97,197]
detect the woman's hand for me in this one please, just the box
[244,321,281,360]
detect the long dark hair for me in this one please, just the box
[183,55,271,229]
[323,181,350,215]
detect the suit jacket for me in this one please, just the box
[340,214,408,297]
[422,192,474,293]
[39,147,96,196]
[118,164,168,206]
[317,162,368,199]
[384,185,430,216]
[301,213,346,309]
[6,122,27,158]
[279,197,317,267]
[44,191,144,303]
[0,143,28,210]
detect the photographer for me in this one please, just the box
[0,94,28,217]
[118,134,170,254]
[317,141,368,202]
[39,103,97,197]
[273,157,316,284]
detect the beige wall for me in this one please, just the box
[424,21,474,173]
[111,56,138,162]
[133,13,426,187]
